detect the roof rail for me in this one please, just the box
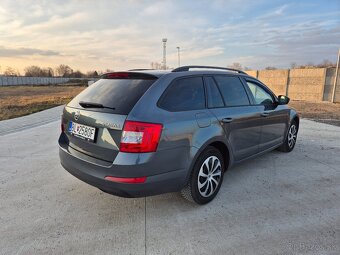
[128,68,155,71]
[172,65,247,75]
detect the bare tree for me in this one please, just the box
[150,62,163,70]
[69,70,85,78]
[298,62,316,69]
[317,59,335,68]
[24,66,55,77]
[87,71,99,77]
[24,66,43,77]
[44,67,54,77]
[4,67,20,76]
[55,64,73,77]
[292,60,335,69]
[228,62,242,70]
[265,66,277,70]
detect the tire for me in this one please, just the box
[181,146,225,204]
[277,120,298,152]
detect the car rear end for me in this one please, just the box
[58,71,186,197]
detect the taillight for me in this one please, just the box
[105,176,147,184]
[120,121,163,153]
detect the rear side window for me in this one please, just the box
[214,76,250,106]
[68,78,156,115]
[159,77,205,111]
[205,77,224,108]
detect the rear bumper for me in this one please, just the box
[59,144,188,198]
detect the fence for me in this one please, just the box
[0,76,97,86]
[1,69,340,103]
[245,67,340,103]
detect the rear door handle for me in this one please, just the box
[221,117,233,123]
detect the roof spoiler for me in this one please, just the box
[101,72,157,79]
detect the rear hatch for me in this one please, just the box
[62,72,157,162]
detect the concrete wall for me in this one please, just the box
[246,68,340,103]
[2,69,340,103]
[0,77,97,86]
[323,68,340,102]
[258,69,289,96]
[288,68,325,101]
[245,70,258,78]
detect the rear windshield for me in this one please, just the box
[68,78,156,115]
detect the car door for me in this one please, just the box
[205,75,262,162]
[158,76,215,148]
[242,78,289,151]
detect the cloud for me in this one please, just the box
[25,13,89,33]
[0,0,339,71]
[0,46,61,57]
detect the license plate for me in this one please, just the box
[68,121,96,142]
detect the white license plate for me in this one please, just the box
[68,121,96,142]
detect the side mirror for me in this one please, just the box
[278,95,290,105]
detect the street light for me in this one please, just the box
[162,38,167,70]
[176,46,180,67]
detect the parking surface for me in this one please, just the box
[0,107,339,255]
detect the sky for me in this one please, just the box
[0,0,339,73]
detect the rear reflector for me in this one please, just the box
[120,121,162,153]
[105,176,147,184]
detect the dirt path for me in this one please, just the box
[289,100,340,126]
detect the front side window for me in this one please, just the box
[246,81,274,105]
[214,76,250,106]
[159,77,205,111]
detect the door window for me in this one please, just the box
[214,76,250,106]
[246,81,274,105]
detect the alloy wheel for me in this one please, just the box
[197,156,222,197]
[288,124,297,148]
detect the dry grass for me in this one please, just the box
[1,86,340,126]
[289,100,340,126]
[0,85,86,120]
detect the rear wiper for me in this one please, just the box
[79,101,115,110]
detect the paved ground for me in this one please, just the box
[0,105,64,136]
[0,107,339,255]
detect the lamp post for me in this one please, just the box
[162,38,167,70]
[176,46,180,67]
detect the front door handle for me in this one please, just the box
[221,117,233,123]
[261,112,270,117]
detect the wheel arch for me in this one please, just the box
[288,109,300,133]
[293,115,299,131]
[183,138,233,186]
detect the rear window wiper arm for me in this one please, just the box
[79,101,115,110]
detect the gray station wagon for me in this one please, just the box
[59,66,299,204]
